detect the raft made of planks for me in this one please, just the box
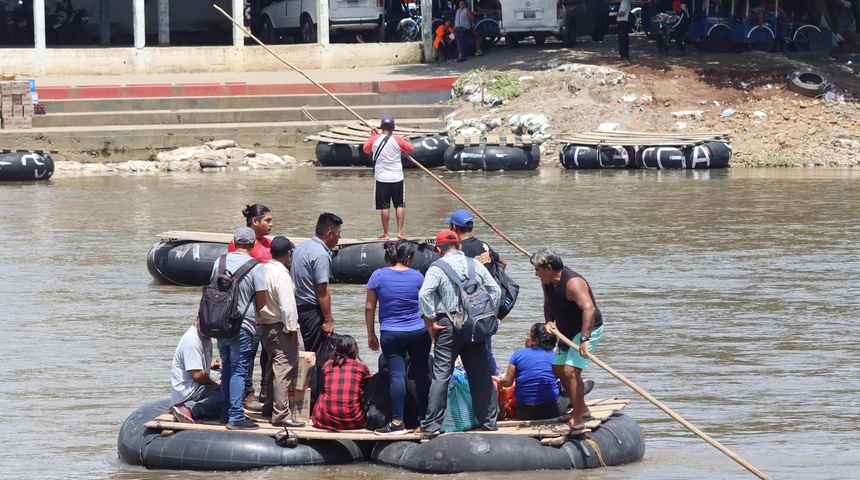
[306,123,447,145]
[556,130,730,148]
[143,397,630,441]
[453,134,533,147]
[158,230,435,247]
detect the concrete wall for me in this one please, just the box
[5,43,423,76]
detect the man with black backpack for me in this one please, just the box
[209,226,267,430]
[446,208,519,375]
[362,116,415,240]
[416,230,501,435]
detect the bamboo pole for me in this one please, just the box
[212,4,530,257]
[551,327,771,480]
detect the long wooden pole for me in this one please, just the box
[212,4,530,257]
[551,327,771,480]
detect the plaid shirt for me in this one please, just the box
[312,358,371,432]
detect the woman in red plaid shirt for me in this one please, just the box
[312,335,372,431]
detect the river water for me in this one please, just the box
[2,166,858,479]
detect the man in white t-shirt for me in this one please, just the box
[170,317,221,423]
[362,116,415,240]
[613,0,632,60]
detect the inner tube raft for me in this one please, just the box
[147,239,439,286]
[559,145,632,169]
[0,150,55,181]
[372,413,644,472]
[443,145,540,171]
[314,135,451,169]
[635,141,731,169]
[118,399,364,471]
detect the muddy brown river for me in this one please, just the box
[2,166,858,479]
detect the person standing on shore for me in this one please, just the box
[228,204,273,411]
[290,213,343,402]
[363,116,414,240]
[531,248,604,436]
[258,236,305,428]
[454,0,483,62]
[613,0,631,60]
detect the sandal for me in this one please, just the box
[552,423,586,436]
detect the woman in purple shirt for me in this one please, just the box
[364,239,431,435]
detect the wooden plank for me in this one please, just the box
[158,231,434,246]
[485,134,499,146]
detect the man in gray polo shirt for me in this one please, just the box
[290,213,343,400]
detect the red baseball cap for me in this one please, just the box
[434,230,459,251]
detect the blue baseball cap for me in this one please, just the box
[380,116,395,128]
[445,209,474,227]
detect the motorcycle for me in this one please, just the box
[651,12,687,55]
[383,3,421,42]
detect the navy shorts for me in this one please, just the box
[375,180,405,210]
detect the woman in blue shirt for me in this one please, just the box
[364,239,431,435]
[494,322,561,420]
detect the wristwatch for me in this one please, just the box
[580,335,590,342]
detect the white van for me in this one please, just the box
[499,0,609,48]
[257,0,383,44]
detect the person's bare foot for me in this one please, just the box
[397,233,407,239]
[377,235,390,240]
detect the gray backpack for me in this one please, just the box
[434,258,499,343]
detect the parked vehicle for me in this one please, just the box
[500,0,609,48]
[382,1,421,42]
[45,0,90,45]
[254,0,383,44]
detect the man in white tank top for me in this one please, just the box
[362,116,415,239]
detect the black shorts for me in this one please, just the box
[374,180,405,210]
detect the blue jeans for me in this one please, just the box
[380,327,432,422]
[218,328,253,422]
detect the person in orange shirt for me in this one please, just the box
[434,17,457,63]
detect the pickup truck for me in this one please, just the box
[255,0,383,43]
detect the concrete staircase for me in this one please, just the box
[0,78,456,162]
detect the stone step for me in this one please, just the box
[0,118,448,162]
[34,104,452,128]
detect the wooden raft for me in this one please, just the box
[453,134,533,147]
[158,230,435,247]
[306,123,447,145]
[556,130,731,148]
[143,397,630,441]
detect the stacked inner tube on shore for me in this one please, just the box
[443,134,540,171]
[146,233,439,286]
[118,399,365,471]
[557,130,731,170]
[307,123,451,168]
[118,400,644,472]
[0,150,55,181]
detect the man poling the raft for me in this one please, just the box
[206,6,773,478]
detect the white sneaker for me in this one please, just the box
[476,49,484,56]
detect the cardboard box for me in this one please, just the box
[20,116,31,129]
[23,104,33,117]
[22,92,31,102]
[293,351,316,391]
[13,105,22,117]
[288,388,312,421]
[0,82,11,96]
[13,81,30,95]
[11,94,22,106]
[2,116,22,129]
[1,103,11,118]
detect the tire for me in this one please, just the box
[788,68,830,97]
[474,18,500,45]
[562,19,576,47]
[300,15,317,44]
[505,32,519,49]
[747,26,773,52]
[792,25,821,51]
[398,18,419,42]
[260,17,276,44]
[631,8,643,33]
[706,24,731,53]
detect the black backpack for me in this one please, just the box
[434,258,499,343]
[198,255,259,339]
[490,262,519,320]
